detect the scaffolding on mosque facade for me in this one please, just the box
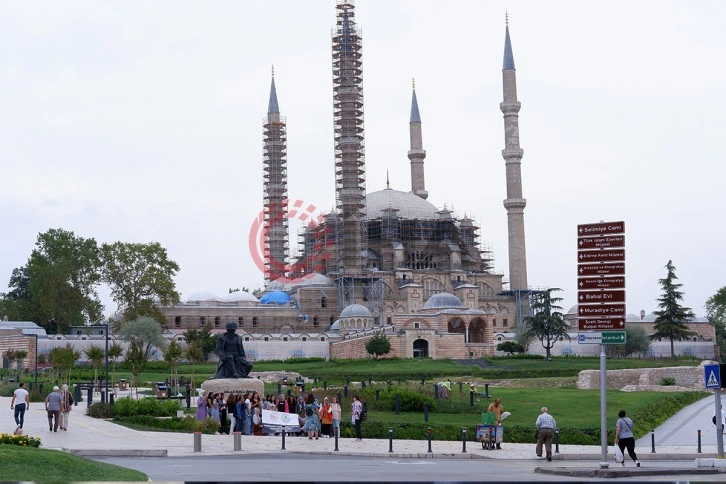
[262,111,289,283]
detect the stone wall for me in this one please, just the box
[0,333,37,371]
[577,361,715,391]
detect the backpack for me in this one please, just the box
[714,415,718,426]
[305,406,313,417]
[360,410,368,421]
[68,392,74,405]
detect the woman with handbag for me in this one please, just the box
[615,409,640,467]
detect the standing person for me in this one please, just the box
[244,392,253,435]
[59,384,73,431]
[487,397,504,449]
[320,396,333,437]
[302,393,320,439]
[45,386,62,432]
[277,394,288,413]
[217,393,228,434]
[330,396,341,438]
[195,390,207,421]
[535,406,556,461]
[286,394,296,414]
[10,382,30,432]
[615,409,640,467]
[235,394,245,432]
[351,395,363,442]
[226,394,237,434]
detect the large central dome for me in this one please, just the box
[366,188,438,220]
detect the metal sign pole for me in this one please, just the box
[599,343,608,469]
[716,389,724,457]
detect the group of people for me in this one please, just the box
[195,390,364,440]
[10,382,74,433]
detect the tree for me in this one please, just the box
[163,340,183,395]
[2,229,103,332]
[118,316,166,396]
[108,341,125,392]
[522,288,570,360]
[100,241,181,323]
[184,340,205,391]
[365,332,391,359]
[14,350,28,373]
[706,286,726,361]
[182,323,217,360]
[651,260,696,359]
[496,341,525,355]
[4,351,17,374]
[48,344,81,384]
[84,344,106,391]
[605,325,650,358]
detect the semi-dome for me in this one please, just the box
[266,273,333,292]
[220,291,259,303]
[260,291,292,305]
[366,188,438,220]
[185,291,220,302]
[423,292,465,310]
[340,303,373,318]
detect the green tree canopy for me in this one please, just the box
[48,344,81,384]
[706,286,726,361]
[84,344,106,389]
[182,323,217,360]
[2,229,103,332]
[651,260,696,359]
[522,288,570,360]
[605,325,650,358]
[100,241,181,323]
[496,341,525,355]
[365,332,391,359]
[119,316,166,395]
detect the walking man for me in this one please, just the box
[45,386,62,432]
[10,382,30,432]
[535,406,556,461]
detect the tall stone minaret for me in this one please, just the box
[500,18,528,291]
[408,80,428,200]
[262,67,289,282]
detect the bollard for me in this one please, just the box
[73,384,79,406]
[459,381,463,394]
[87,387,93,407]
[424,405,429,423]
[346,376,350,385]
[337,392,343,405]
[281,426,286,450]
[651,429,656,453]
[334,427,339,452]
[277,383,282,395]
[469,391,474,409]
[110,393,115,406]
[324,380,327,391]
[461,427,467,453]
[484,383,490,398]
[555,428,560,453]
[368,375,371,385]
[395,394,400,415]
[388,427,394,453]
[427,428,433,453]
[101,390,106,404]
[421,378,425,386]
[193,432,202,452]
[698,429,702,453]
[362,381,366,389]
[375,390,380,401]
[234,432,242,451]
[344,385,348,397]
[434,384,439,400]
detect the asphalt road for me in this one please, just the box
[93,454,715,482]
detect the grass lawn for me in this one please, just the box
[0,446,147,482]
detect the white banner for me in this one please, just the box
[262,409,300,426]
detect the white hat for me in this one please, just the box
[62,384,68,390]
[53,386,60,391]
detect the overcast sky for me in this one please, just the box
[1,0,724,320]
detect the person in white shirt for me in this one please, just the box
[10,382,30,431]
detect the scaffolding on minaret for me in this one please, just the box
[262,68,289,282]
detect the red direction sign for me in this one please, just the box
[578,249,625,263]
[578,303,626,317]
[578,290,626,303]
[578,276,625,290]
[577,235,625,250]
[578,263,625,276]
[578,318,626,331]
[577,221,625,236]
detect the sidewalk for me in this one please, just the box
[4,396,726,478]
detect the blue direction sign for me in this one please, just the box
[705,364,721,389]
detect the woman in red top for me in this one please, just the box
[319,396,333,437]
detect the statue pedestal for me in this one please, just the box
[200,378,264,396]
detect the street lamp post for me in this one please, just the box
[104,323,109,402]
[34,333,38,385]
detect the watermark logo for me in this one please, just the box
[248,198,328,283]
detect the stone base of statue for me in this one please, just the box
[200,377,264,397]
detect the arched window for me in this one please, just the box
[252,317,258,327]
[321,297,327,308]
[214,316,221,327]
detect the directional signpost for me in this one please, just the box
[704,363,725,457]
[577,220,626,468]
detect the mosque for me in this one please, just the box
[159,1,532,360]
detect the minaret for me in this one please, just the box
[331,0,367,277]
[262,67,289,282]
[408,79,428,200]
[500,17,528,291]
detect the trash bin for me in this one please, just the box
[119,379,127,391]
[156,382,168,398]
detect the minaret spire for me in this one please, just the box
[408,78,428,199]
[262,68,289,282]
[500,17,528,293]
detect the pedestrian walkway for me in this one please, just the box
[3,395,726,478]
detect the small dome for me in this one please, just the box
[423,293,465,310]
[260,291,292,305]
[567,305,578,315]
[185,291,220,302]
[340,303,372,318]
[220,291,259,303]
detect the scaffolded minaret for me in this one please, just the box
[331,0,367,278]
[262,67,289,282]
[500,17,528,292]
[408,80,428,200]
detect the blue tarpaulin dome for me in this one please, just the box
[260,291,292,305]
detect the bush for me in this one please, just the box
[112,397,180,417]
[361,387,436,412]
[86,402,114,418]
[0,432,42,448]
[114,415,219,434]
[660,377,676,386]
